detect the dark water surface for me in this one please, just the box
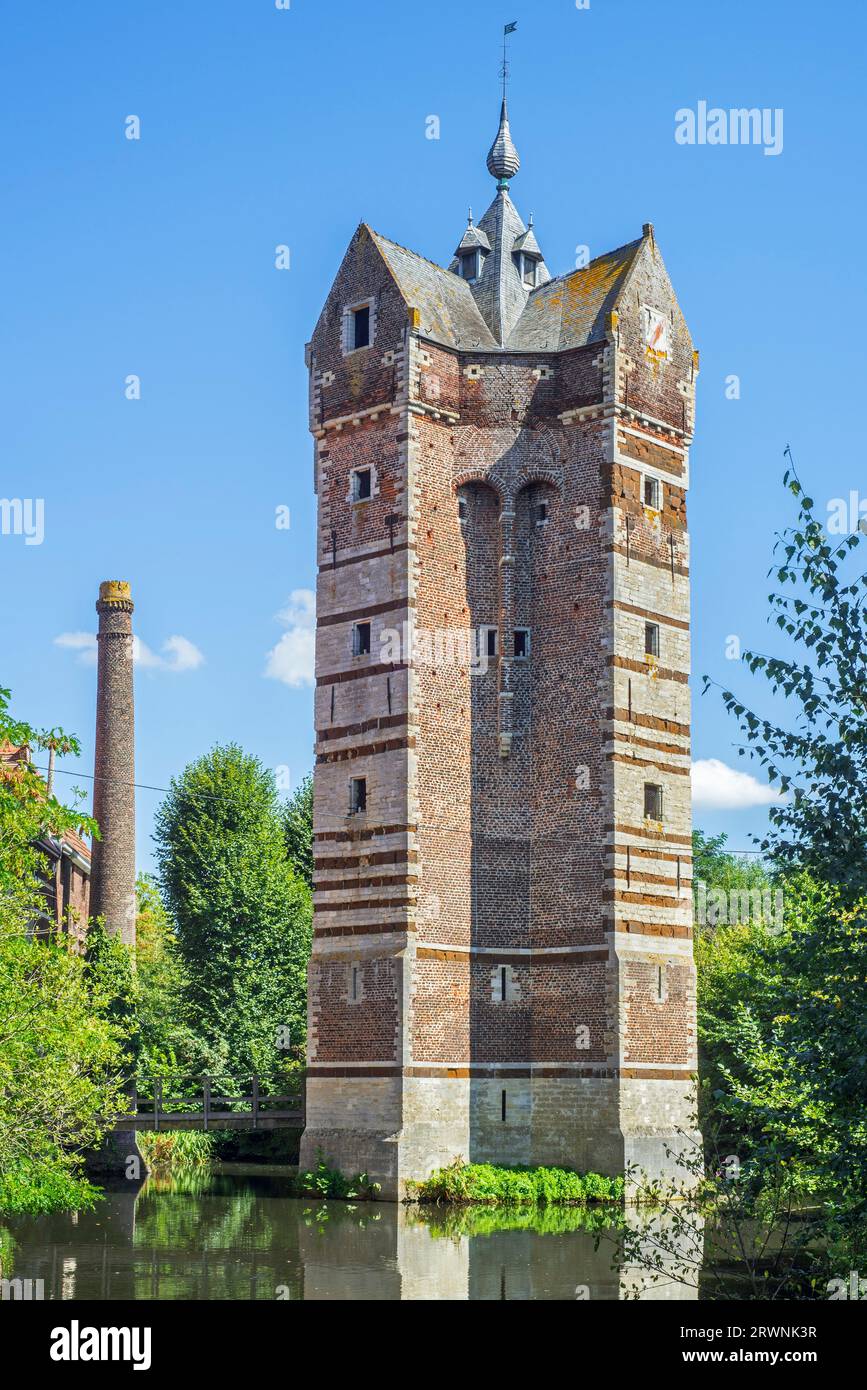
[2,1169,697,1300]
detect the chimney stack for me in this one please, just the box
[91,580,136,944]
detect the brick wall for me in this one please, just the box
[300,222,700,1196]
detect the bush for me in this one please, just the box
[0,1161,101,1216]
[408,1159,625,1206]
[292,1153,380,1200]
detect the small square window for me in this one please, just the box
[484,626,498,658]
[644,782,663,822]
[514,628,530,660]
[352,305,370,350]
[644,476,661,510]
[353,622,371,656]
[352,467,372,502]
[350,777,367,814]
[458,496,468,522]
[645,623,660,657]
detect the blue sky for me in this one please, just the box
[1,0,864,872]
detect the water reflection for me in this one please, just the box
[2,1172,699,1301]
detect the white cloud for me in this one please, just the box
[691,758,786,810]
[54,631,97,666]
[132,635,204,672]
[265,588,316,688]
[55,631,203,673]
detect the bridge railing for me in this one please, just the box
[118,1073,306,1131]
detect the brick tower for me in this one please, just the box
[91,580,136,944]
[300,96,700,1199]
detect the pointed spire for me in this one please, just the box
[486,98,521,189]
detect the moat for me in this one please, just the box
[3,1170,702,1301]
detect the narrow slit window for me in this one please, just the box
[352,467,372,502]
[644,476,661,510]
[656,964,665,1002]
[645,622,660,657]
[352,966,359,1002]
[500,965,507,1001]
[535,500,549,525]
[644,782,664,822]
[352,304,370,349]
[458,496,468,523]
[501,1089,507,1122]
[484,626,498,658]
[353,621,371,656]
[514,628,530,660]
[350,777,367,815]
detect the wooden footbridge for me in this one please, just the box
[113,1075,305,1132]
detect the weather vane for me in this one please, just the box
[501,20,517,100]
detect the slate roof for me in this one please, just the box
[512,224,543,258]
[455,222,492,255]
[368,224,643,355]
[370,229,499,350]
[507,239,643,351]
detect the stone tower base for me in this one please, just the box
[300,1075,701,1201]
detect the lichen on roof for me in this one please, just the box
[507,239,643,351]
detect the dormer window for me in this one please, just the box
[460,250,480,282]
[521,254,537,287]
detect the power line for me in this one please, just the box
[30,765,772,853]
[30,762,303,808]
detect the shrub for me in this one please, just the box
[408,1159,625,1206]
[292,1152,380,1200]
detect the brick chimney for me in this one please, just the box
[90,580,136,944]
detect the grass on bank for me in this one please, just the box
[407,1160,625,1206]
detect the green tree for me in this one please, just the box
[0,687,127,1214]
[282,774,313,888]
[692,829,780,1136]
[708,467,867,900]
[154,745,312,1092]
[133,873,202,1090]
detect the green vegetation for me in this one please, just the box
[0,699,315,1214]
[622,470,867,1296]
[411,1202,624,1238]
[408,1159,624,1206]
[0,687,128,1215]
[292,1153,380,1200]
[137,1130,217,1170]
[281,775,313,889]
[710,468,867,902]
[152,745,312,1096]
